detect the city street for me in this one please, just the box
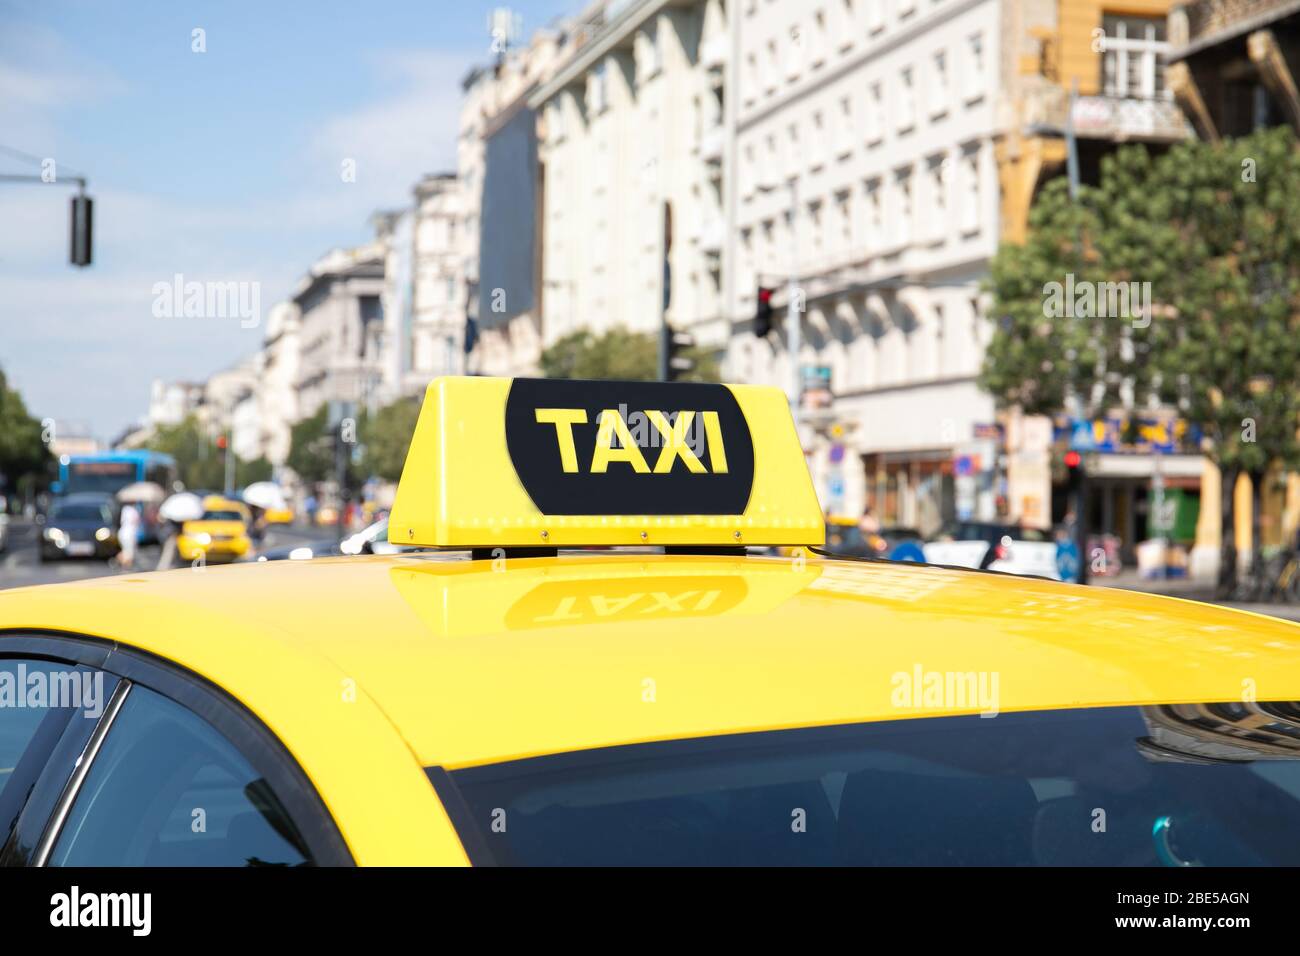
[0,519,323,591]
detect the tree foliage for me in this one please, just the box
[982,126,1300,478]
[285,398,421,487]
[360,397,420,481]
[286,404,334,485]
[146,414,272,491]
[0,368,51,495]
[539,327,720,382]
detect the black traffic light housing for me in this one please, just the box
[70,194,93,267]
[755,285,776,338]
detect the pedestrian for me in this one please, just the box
[858,504,881,536]
[117,502,141,570]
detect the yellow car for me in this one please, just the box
[176,496,252,564]
[264,506,294,525]
[2,377,1300,867]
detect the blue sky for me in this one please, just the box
[0,0,575,441]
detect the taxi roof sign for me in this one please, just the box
[388,377,825,549]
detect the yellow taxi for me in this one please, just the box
[2,377,1300,867]
[264,506,294,525]
[175,496,252,564]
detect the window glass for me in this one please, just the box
[49,685,313,867]
[446,706,1300,866]
[1,662,78,807]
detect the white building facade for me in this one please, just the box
[726,0,1002,530]
[529,0,732,365]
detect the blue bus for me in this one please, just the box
[55,450,178,498]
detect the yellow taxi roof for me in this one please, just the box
[3,552,1299,771]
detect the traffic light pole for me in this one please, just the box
[786,177,801,417]
[0,143,93,267]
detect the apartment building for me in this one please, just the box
[292,244,389,420]
[727,0,1003,530]
[461,10,602,376]
[528,0,732,368]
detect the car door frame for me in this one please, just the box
[0,630,353,867]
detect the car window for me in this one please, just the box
[1,662,69,811]
[48,684,313,867]
[0,660,107,846]
[443,705,1300,866]
[50,504,109,522]
[201,510,245,522]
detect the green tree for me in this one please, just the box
[287,405,335,485]
[982,127,1300,591]
[0,368,52,498]
[146,414,224,491]
[360,398,421,481]
[235,456,274,486]
[539,327,720,382]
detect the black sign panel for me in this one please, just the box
[504,378,755,516]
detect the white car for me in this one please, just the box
[923,522,1061,580]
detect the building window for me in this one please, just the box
[960,149,980,235]
[933,303,945,376]
[1101,15,1169,99]
[836,190,853,254]
[811,9,828,66]
[641,21,662,79]
[865,178,883,249]
[808,200,825,257]
[897,67,916,132]
[965,33,986,103]
[928,156,947,240]
[867,0,885,33]
[867,81,884,144]
[590,61,609,113]
[745,53,759,104]
[930,50,949,117]
[837,95,854,157]
[786,121,800,178]
[895,169,912,247]
[786,24,803,80]
[810,110,827,169]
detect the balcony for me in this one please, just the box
[1175,0,1300,49]
[1024,85,1191,142]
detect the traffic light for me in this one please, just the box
[663,325,696,382]
[70,194,93,267]
[1063,449,1088,585]
[755,285,776,338]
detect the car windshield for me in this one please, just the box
[202,510,244,522]
[441,705,1300,866]
[50,503,110,522]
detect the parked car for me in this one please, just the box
[923,521,1061,580]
